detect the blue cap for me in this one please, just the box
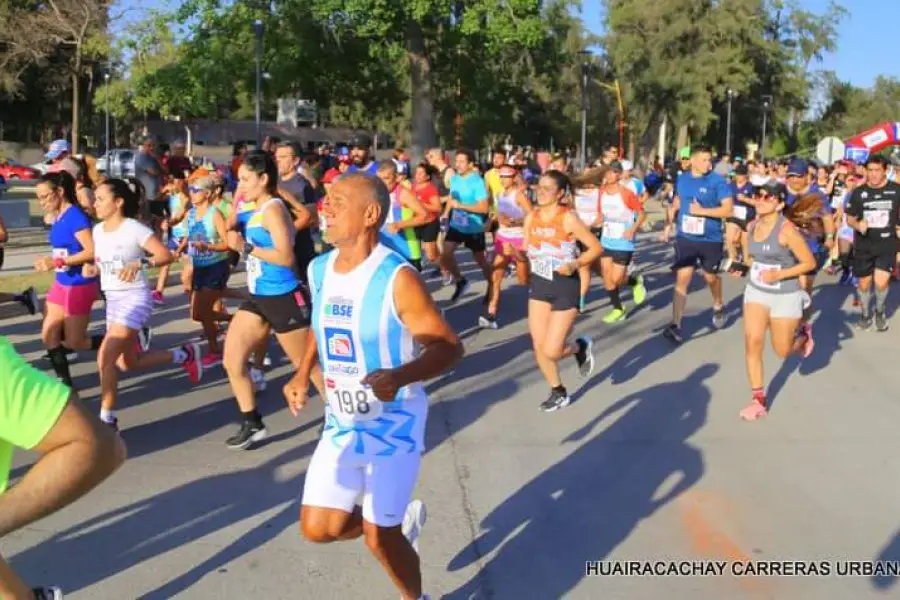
[45,139,71,160]
[787,158,808,177]
[338,146,350,157]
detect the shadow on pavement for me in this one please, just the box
[443,363,716,599]
[871,529,900,591]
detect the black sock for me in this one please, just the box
[608,287,623,311]
[242,409,263,425]
[48,346,73,386]
[90,334,104,351]
[575,338,587,357]
[627,275,639,287]
[552,385,567,396]
[839,253,851,274]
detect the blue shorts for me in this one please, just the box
[672,238,723,274]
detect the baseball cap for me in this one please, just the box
[733,164,748,176]
[322,168,341,184]
[45,139,71,160]
[754,181,786,200]
[348,134,372,149]
[787,158,808,177]
[498,164,517,178]
[620,159,634,171]
[187,167,216,189]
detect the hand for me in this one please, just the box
[283,375,309,417]
[34,256,54,272]
[82,263,99,278]
[689,200,705,216]
[448,199,459,210]
[385,223,400,235]
[361,369,402,402]
[760,269,781,284]
[118,262,142,283]
[193,241,209,252]
[555,261,578,276]
[824,237,834,250]
[857,221,868,235]
[624,227,636,240]
[226,231,245,252]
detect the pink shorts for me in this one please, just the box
[46,280,99,316]
[494,233,524,257]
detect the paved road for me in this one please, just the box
[3,241,900,599]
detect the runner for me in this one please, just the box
[662,145,733,343]
[734,183,819,421]
[725,164,755,263]
[832,172,861,285]
[283,171,462,600]
[845,155,900,331]
[570,167,603,312]
[441,150,492,303]
[412,162,442,271]
[0,214,38,314]
[34,171,101,387]
[376,160,429,270]
[481,164,532,329]
[87,178,204,430]
[0,337,125,600]
[157,173,191,298]
[222,151,322,449]
[346,134,379,176]
[596,162,647,323]
[525,170,601,412]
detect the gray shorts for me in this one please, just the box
[743,285,805,319]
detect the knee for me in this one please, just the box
[542,342,565,362]
[362,524,397,556]
[300,518,334,544]
[744,332,765,354]
[222,348,246,376]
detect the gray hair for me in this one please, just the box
[377,159,397,176]
[338,172,391,230]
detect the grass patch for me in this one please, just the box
[0,264,183,295]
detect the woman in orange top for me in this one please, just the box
[524,170,603,412]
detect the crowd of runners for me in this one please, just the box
[1,134,900,599]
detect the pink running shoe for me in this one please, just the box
[740,401,768,421]
[180,342,204,384]
[202,352,223,368]
[151,290,165,306]
[801,322,814,358]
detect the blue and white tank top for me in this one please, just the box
[308,243,427,462]
[600,189,639,252]
[245,198,298,296]
[168,193,188,239]
[186,205,227,268]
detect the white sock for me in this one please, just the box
[100,409,116,423]
[172,347,189,364]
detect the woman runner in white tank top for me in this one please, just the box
[571,166,606,312]
[86,179,204,430]
[480,164,532,329]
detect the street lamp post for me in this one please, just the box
[104,72,110,155]
[254,20,264,148]
[760,94,772,161]
[579,50,591,171]
[725,88,735,156]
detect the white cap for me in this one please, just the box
[620,159,634,171]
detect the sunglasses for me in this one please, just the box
[189,185,207,194]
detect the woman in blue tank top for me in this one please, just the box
[222,151,324,449]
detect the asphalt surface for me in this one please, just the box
[3,240,900,600]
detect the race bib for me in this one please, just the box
[733,205,748,220]
[246,255,262,290]
[681,215,706,236]
[52,248,68,272]
[531,256,555,281]
[604,222,626,240]
[864,210,889,228]
[326,378,384,424]
[750,261,782,291]
[450,209,469,228]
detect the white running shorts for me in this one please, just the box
[301,444,421,527]
[105,288,153,331]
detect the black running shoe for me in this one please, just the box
[857,313,873,331]
[875,311,889,332]
[662,323,684,344]
[33,587,64,600]
[226,420,268,450]
[19,286,38,315]
[138,326,153,352]
[574,337,594,377]
[478,314,498,329]
[450,278,470,303]
[539,388,571,413]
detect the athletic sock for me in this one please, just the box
[172,347,189,364]
[48,346,73,386]
[875,287,888,313]
[99,409,116,423]
[243,409,263,425]
[608,287,623,311]
[627,275,639,287]
[551,385,567,397]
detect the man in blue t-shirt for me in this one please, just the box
[345,134,378,176]
[441,149,491,304]
[662,144,733,344]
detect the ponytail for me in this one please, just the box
[784,193,825,240]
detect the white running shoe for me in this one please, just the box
[402,499,427,554]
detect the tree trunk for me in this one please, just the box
[637,108,664,167]
[676,123,690,152]
[405,19,437,163]
[71,48,82,155]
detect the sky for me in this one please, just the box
[579,0,899,89]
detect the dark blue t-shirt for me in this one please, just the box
[347,162,379,176]
[675,171,732,243]
[731,181,755,222]
[48,206,96,286]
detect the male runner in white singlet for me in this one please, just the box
[283,173,463,600]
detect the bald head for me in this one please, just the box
[332,172,391,230]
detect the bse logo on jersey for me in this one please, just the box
[324,327,356,363]
[323,296,354,322]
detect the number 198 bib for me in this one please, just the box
[326,377,384,424]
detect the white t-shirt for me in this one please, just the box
[92,218,154,292]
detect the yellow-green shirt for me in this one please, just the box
[0,336,69,493]
[485,168,504,202]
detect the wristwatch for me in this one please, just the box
[244,242,255,255]
[140,257,153,267]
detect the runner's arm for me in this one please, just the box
[278,185,314,231]
[207,210,231,253]
[778,224,817,278]
[65,228,96,267]
[391,268,463,386]
[565,211,602,266]
[692,195,733,219]
[0,215,7,244]
[140,232,174,268]
[0,395,126,538]
[395,188,429,230]
[740,229,752,267]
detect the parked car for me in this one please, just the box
[96,149,136,178]
[0,159,41,180]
